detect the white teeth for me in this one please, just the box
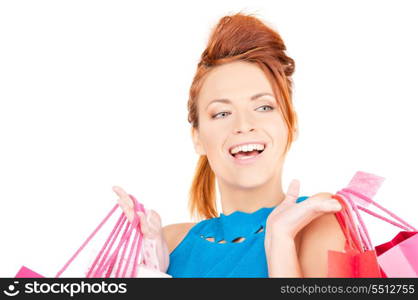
[237,154,257,160]
[230,143,265,155]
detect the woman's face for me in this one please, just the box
[192,60,295,189]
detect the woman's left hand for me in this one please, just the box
[264,180,342,257]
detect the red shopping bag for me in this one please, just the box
[327,194,383,277]
[16,194,170,278]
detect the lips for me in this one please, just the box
[228,146,266,165]
[226,141,268,165]
[232,149,263,158]
[227,141,267,156]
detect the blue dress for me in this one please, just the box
[166,196,309,277]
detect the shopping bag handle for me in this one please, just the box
[98,199,143,277]
[55,194,145,278]
[332,194,363,252]
[86,211,126,277]
[335,191,374,251]
[91,210,139,277]
[89,194,144,277]
[340,187,417,232]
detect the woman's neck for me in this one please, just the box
[218,174,286,216]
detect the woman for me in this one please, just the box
[113,12,346,277]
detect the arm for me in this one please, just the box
[162,222,196,254]
[136,222,195,276]
[266,233,302,277]
[297,212,346,277]
[142,231,170,272]
[267,209,346,277]
[265,186,346,278]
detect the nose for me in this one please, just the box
[233,112,255,134]
[234,127,255,134]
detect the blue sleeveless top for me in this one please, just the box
[166,196,309,278]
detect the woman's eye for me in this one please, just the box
[212,112,230,119]
[256,105,274,112]
[211,105,274,120]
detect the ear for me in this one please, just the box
[191,127,206,155]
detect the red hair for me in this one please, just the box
[187,12,298,221]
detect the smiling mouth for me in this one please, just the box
[229,146,266,160]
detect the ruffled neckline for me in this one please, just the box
[219,205,276,218]
[219,195,309,219]
[217,206,276,242]
[198,196,309,243]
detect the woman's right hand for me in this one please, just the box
[264,179,343,252]
[112,185,163,240]
[112,185,170,273]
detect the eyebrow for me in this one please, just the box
[205,92,275,110]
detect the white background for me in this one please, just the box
[0,0,417,277]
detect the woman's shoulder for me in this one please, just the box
[162,222,197,254]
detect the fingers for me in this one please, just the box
[282,179,300,204]
[145,209,162,227]
[112,186,162,237]
[138,210,161,238]
[113,185,136,222]
[137,211,148,233]
[121,205,134,223]
[112,186,134,208]
[301,195,342,214]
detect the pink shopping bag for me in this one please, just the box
[15,266,43,278]
[374,231,418,277]
[16,194,171,278]
[336,171,418,278]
